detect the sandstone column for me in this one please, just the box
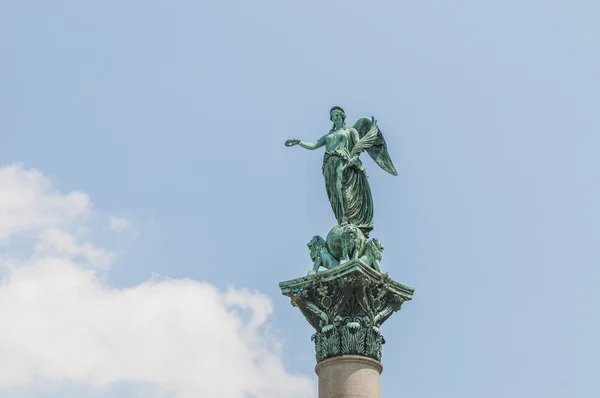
[316,355,383,398]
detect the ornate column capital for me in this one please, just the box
[280,260,414,363]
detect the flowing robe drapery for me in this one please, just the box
[322,129,374,236]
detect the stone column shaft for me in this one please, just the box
[315,355,383,398]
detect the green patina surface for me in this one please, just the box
[280,260,414,363]
[285,106,397,237]
[281,106,414,364]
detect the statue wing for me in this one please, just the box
[352,117,398,176]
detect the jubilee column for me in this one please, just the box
[281,106,415,398]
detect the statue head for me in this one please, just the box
[307,235,326,261]
[329,106,346,129]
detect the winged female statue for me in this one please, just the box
[285,106,397,237]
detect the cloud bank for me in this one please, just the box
[0,165,313,398]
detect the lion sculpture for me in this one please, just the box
[360,238,384,272]
[307,235,339,275]
[341,224,363,263]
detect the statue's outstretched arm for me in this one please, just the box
[285,135,326,150]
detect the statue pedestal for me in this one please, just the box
[315,355,382,398]
[279,260,414,397]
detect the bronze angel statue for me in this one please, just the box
[285,106,397,237]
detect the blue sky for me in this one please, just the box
[1,1,599,397]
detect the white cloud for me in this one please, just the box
[0,165,90,242]
[108,216,132,234]
[0,165,313,398]
[34,229,115,269]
